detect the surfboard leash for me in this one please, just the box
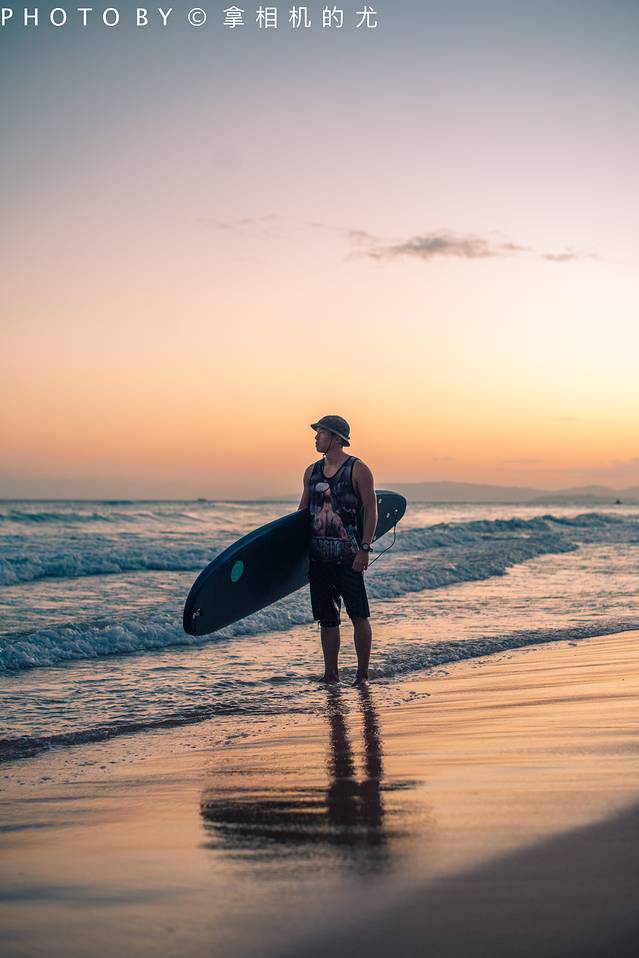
[366,510,399,566]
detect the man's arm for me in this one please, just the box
[353,461,378,545]
[297,464,313,510]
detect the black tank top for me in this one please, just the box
[309,455,363,563]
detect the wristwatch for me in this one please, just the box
[360,542,373,552]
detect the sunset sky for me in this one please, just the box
[1,1,637,498]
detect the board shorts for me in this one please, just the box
[309,557,370,627]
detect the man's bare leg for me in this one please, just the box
[320,624,340,682]
[352,617,372,684]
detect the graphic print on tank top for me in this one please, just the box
[309,455,363,562]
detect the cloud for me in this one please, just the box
[361,231,531,261]
[347,228,383,247]
[197,218,598,265]
[500,458,544,464]
[330,226,598,264]
[541,248,598,262]
[307,221,385,246]
[542,251,580,262]
[196,214,280,231]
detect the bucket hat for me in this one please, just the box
[310,415,351,447]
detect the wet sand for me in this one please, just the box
[1,630,639,957]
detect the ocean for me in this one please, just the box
[2,499,639,765]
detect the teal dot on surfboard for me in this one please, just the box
[230,560,244,582]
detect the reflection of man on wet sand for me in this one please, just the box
[199,685,394,870]
[325,684,385,843]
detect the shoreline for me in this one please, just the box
[2,630,639,956]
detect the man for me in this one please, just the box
[297,415,378,685]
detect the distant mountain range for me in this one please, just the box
[383,481,639,504]
[276,482,639,504]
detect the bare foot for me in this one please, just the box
[352,673,369,686]
[318,671,340,684]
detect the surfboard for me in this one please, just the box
[183,491,407,636]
